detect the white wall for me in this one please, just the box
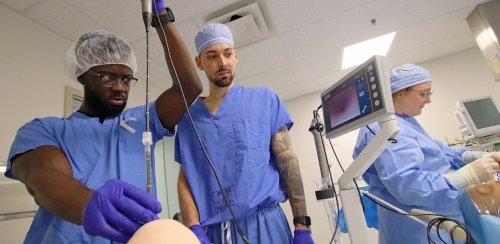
[1,4,70,161]
[281,47,499,243]
[417,48,500,143]
[0,7,73,240]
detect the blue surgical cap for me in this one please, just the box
[390,64,431,93]
[195,23,234,55]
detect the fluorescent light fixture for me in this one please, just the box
[475,27,498,50]
[342,32,396,69]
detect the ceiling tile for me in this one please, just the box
[3,0,489,103]
[25,0,104,42]
[358,0,410,32]
[279,8,362,63]
[67,0,145,43]
[0,0,41,12]
[236,36,289,80]
[388,32,476,67]
[390,8,475,55]
[404,0,490,26]
[169,0,237,22]
[264,0,343,34]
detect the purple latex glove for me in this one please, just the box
[293,230,314,244]
[189,224,211,244]
[153,0,166,13]
[82,179,162,243]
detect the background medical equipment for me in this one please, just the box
[454,96,500,142]
[317,55,399,244]
[454,96,500,180]
[315,55,475,243]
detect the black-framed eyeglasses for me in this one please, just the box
[87,70,138,88]
[406,89,433,99]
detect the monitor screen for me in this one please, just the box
[455,96,500,139]
[462,98,500,129]
[321,55,393,139]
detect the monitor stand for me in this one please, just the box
[338,114,398,244]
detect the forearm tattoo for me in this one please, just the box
[272,127,307,217]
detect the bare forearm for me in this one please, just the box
[272,127,308,218]
[277,151,308,218]
[25,170,92,224]
[12,146,92,224]
[177,169,200,227]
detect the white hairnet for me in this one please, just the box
[66,30,137,80]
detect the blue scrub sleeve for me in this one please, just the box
[150,101,175,140]
[374,135,460,207]
[433,139,468,170]
[268,89,293,136]
[174,132,181,164]
[6,118,61,179]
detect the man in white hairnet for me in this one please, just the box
[353,64,500,243]
[4,1,202,243]
[174,23,314,244]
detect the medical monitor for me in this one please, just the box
[321,55,394,139]
[454,96,500,139]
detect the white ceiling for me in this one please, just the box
[0,0,491,100]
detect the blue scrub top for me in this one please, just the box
[6,102,172,243]
[175,84,293,226]
[353,115,468,244]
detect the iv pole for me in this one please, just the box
[141,0,153,193]
[309,110,340,242]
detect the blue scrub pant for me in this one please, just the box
[207,205,293,244]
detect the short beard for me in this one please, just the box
[211,74,234,88]
[84,86,126,117]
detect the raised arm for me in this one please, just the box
[153,8,202,130]
[271,126,308,229]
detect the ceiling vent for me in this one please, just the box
[207,2,270,48]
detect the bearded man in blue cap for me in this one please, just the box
[174,23,314,244]
[353,64,500,243]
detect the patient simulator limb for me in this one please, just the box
[128,219,199,244]
[465,180,499,217]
